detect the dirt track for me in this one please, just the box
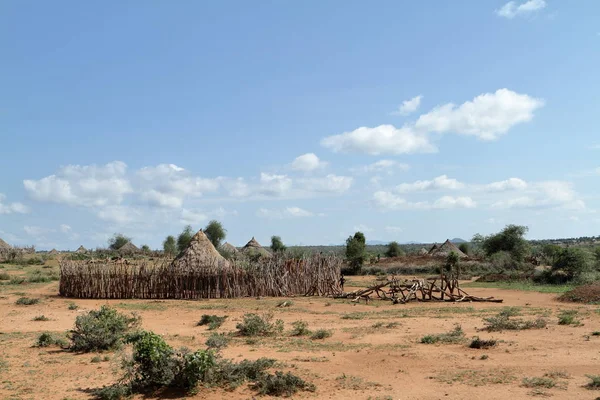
[1,276,599,399]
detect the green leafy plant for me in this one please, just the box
[469,337,497,349]
[585,375,600,390]
[255,371,316,397]
[482,312,547,332]
[236,313,283,337]
[36,332,67,348]
[197,314,227,330]
[16,297,40,305]
[421,325,465,344]
[290,321,310,336]
[205,333,229,350]
[558,309,581,326]
[310,329,332,340]
[33,315,49,321]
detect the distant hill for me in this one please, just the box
[451,238,467,244]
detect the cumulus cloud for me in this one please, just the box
[256,206,316,219]
[433,196,477,209]
[299,174,353,194]
[373,191,476,210]
[415,89,544,140]
[395,175,464,193]
[180,209,208,225]
[496,0,546,19]
[24,225,51,237]
[321,125,436,155]
[491,181,585,210]
[0,194,29,214]
[259,173,293,196]
[96,205,139,224]
[353,160,410,175]
[291,153,327,172]
[484,178,528,191]
[59,224,72,233]
[393,95,423,116]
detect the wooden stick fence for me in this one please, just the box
[59,255,342,299]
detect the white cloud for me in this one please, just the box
[353,160,410,175]
[291,153,327,172]
[299,174,353,194]
[0,194,29,214]
[256,206,316,219]
[259,173,293,196]
[353,224,373,233]
[433,196,477,209]
[414,89,544,140]
[59,224,72,233]
[24,225,51,237]
[385,226,403,233]
[373,191,475,211]
[321,124,436,155]
[393,95,423,116]
[484,178,528,191]
[395,175,464,193]
[96,206,139,224]
[491,181,585,210]
[496,0,546,19]
[180,209,209,225]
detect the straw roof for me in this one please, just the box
[0,238,11,250]
[49,249,59,255]
[221,242,239,254]
[172,230,230,270]
[118,242,139,254]
[75,245,87,254]
[242,237,272,259]
[429,239,467,258]
[427,243,438,255]
[419,247,428,255]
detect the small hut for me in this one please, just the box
[75,245,88,254]
[48,249,59,255]
[118,242,139,255]
[0,237,11,250]
[429,239,467,258]
[171,230,230,270]
[419,247,428,255]
[427,243,439,255]
[221,242,239,254]
[242,237,273,259]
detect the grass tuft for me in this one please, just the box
[197,314,228,330]
[421,324,465,344]
[16,297,40,305]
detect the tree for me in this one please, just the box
[385,241,403,258]
[270,236,287,253]
[541,244,561,265]
[163,236,176,256]
[177,225,194,254]
[345,232,366,274]
[204,220,226,248]
[141,244,150,254]
[108,233,131,250]
[552,247,592,280]
[480,225,530,261]
[458,243,470,255]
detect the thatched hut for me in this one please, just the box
[242,237,272,259]
[429,239,467,258]
[48,249,59,255]
[0,237,11,250]
[427,243,439,255]
[171,230,230,270]
[221,242,239,254]
[419,247,428,255]
[118,242,139,255]
[75,245,87,254]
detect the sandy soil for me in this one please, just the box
[1,275,599,400]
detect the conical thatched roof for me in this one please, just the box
[49,249,59,255]
[429,239,467,258]
[242,237,272,259]
[419,247,428,255]
[427,243,438,255]
[172,230,230,269]
[221,242,239,254]
[0,238,11,250]
[118,242,139,254]
[76,245,87,254]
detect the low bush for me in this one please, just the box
[94,384,131,400]
[559,284,600,304]
[482,312,546,332]
[469,336,497,349]
[197,315,227,330]
[212,357,276,388]
[522,376,556,389]
[9,276,25,285]
[310,329,332,340]
[585,374,600,390]
[68,303,79,310]
[36,332,67,348]
[421,325,465,344]
[16,297,40,305]
[558,310,581,326]
[0,271,9,280]
[236,313,283,337]
[205,333,229,350]
[91,356,102,363]
[69,305,140,352]
[290,321,310,336]
[255,371,316,397]
[33,315,49,321]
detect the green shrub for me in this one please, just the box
[290,321,310,336]
[255,371,316,397]
[585,374,600,390]
[310,329,332,340]
[9,276,25,285]
[558,310,581,326]
[469,337,497,349]
[173,349,216,390]
[0,271,9,280]
[522,377,556,388]
[91,356,102,363]
[36,332,67,348]
[16,297,40,305]
[482,312,546,332]
[33,315,49,321]
[68,303,79,310]
[420,325,465,344]
[69,306,140,352]
[125,330,178,387]
[93,384,131,400]
[236,313,283,337]
[212,357,276,388]
[197,314,227,330]
[205,333,229,350]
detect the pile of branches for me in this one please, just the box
[336,275,502,304]
[59,254,341,299]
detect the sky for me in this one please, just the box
[1,0,599,250]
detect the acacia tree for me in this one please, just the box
[108,233,131,250]
[163,235,176,256]
[177,225,194,254]
[345,232,366,274]
[270,236,286,253]
[204,220,226,248]
[477,225,530,261]
[385,241,403,258]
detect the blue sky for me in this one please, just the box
[1,0,599,250]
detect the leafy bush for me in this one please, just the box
[93,384,131,400]
[205,333,229,350]
[0,271,9,280]
[290,321,310,336]
[477,225,530,262]
[420,325,465,344]
[9,276,26,285]
[522,377,556,388]
[585,374,600,390]
[469,337,497,349]
[212,357,276,388]
[552,247,593,281]
[197,314,227,330]
[482,312,547,332]
[16,297,40,305]
[69,306,140,352]
[91,356,102,363]
[125,330,179,387]
[33,315,49,321]
[36,332,67,348]
[68,303,79,310]
[385,241,403,258]
[255,371,316,397]
[558,310,581,326]
[310,329,332,340]
[236,313,283,337]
